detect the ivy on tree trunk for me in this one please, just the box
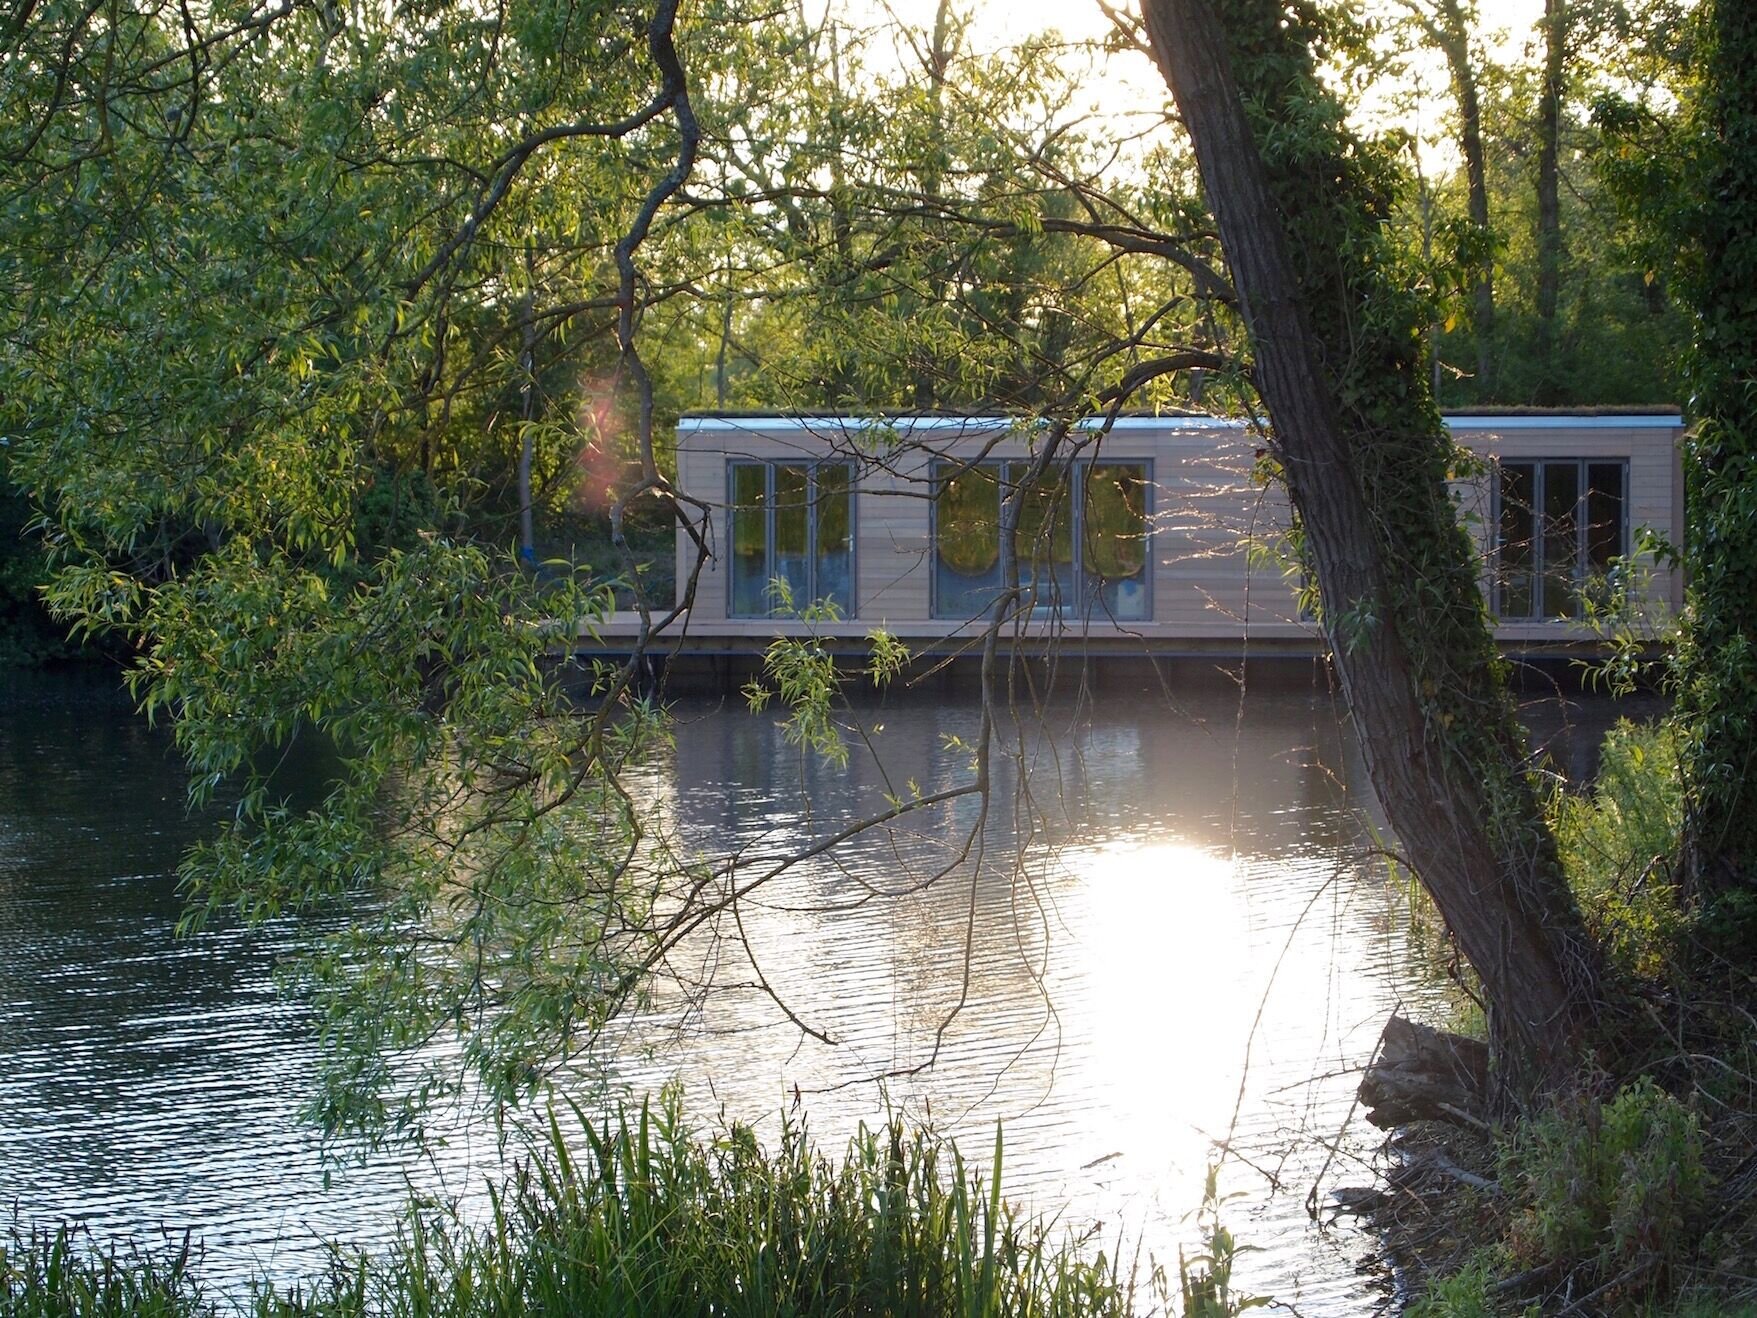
[1678,0,1757,923]
[1140,0,1606,1086]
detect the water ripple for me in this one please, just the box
[0,669,1645,1311]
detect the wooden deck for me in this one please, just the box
[578,610,1652,667]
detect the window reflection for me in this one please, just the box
[1494,459,1626,620]
[729,462,855,617]
[933,462,1151,620]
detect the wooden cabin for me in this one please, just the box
[594,410,1684,659]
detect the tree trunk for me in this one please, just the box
[1433,0,1496,397]
[1534,0,1565,404]
[1140,0,1603,1086]
[1678,0,1757,916]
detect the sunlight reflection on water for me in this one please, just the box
[0,668,1650,1311]
[580,679,1447,1312]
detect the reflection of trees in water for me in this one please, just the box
[0,676,264,1022]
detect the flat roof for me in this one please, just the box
[678,407,1210,420]
[1445,413,1682,429]
[676,414,1247,432]
[677,409,1684,433]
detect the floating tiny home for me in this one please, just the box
[590,410,1684,663]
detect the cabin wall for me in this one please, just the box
[1449,417,1683,644]
[671,416,1682,647]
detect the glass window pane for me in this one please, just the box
[814,465,853,615]
[730,465,770,617]
[1498,462,1535,618]
[1585,463,1625,571]
[1583,462,1626,612]
[1083,464,1149,620]
[1013,463,1072,614]
[934,465,1002,617]
[772,465,811,612]
[1542,461,1580,618]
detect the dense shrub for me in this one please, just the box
[1551,720,1687,979]
[1500,1078,1707,1276]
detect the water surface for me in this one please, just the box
[0,665,1651,1310]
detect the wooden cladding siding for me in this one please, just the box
[663,415,1682,648]
[1449,418,1682,644]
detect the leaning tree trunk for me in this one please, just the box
[1141,0,1604,1087]
[1534,0,1566,405]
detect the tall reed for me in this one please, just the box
[1,1224,205,1318]
[8,1093,1230,1317]
[285,1096,1145,1317]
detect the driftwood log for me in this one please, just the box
[1359,1012,1491,1129]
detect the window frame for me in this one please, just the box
[725,459,857,619]
[1490,457,1629,621]
[928,458,1154,621]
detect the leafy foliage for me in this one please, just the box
[656,13,1209,417]
[742,585,908,771]
[0,0,726,1142]
[1501,1078,1707,1277]
[1551,721,1686,979]
[1410,2,1693,409]
[1597,0,1757,909]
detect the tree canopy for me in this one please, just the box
[0,0,1221,1141]
[0,0,1745,1146]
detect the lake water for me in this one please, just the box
[0,665,1652,1312]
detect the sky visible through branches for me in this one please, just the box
[840,0,1552,173]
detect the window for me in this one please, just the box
[931,462,1150,620]
[1494,460,1627,619]
[729,463,853,617]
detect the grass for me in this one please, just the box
[0,1227,208,1318]
[4,1093,1246,1317]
